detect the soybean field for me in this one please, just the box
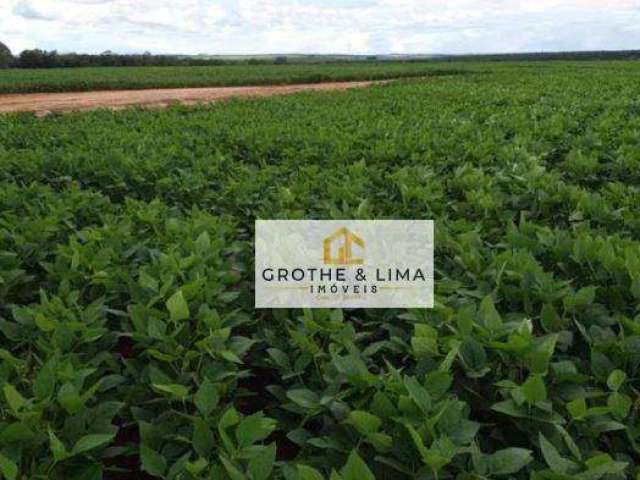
[0,61,639,479]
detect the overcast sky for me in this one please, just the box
[1,0,640,55]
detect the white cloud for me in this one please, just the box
[12,0,56,21]
[1,0,640,55]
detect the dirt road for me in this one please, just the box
[0,81,381,115]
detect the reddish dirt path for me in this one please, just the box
[0,81,381,115]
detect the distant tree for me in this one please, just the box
[18,49,60,68]
[0,41,13,68]
[274,56,288,64]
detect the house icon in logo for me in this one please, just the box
[324,227,365,265]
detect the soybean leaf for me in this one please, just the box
[248,442,277,480]
[235,412,276,448]
[488,448,533,475]
[72,434,115,455]
[539,432,577,474]
[340,450,374,480]
[140,444,167,477]
[194,379,219,417]
[166,289,189,322]
[0,453,18,480]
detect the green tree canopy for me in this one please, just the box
[0,41,13,68]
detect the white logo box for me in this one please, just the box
[255,220,434,308]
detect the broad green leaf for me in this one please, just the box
[3,384,26,413]
[219,407,240,429]
[194,378,219,417]
[346,410,382,435]
[488,448,532,475]
[470,441,488,476]
[539,432,577,474]
[152,383,190,400]
[439,340,461,371]
[525,334,558,375]
[49,430,68,463]
[521,375,547,405]
[607,392,632,419]
[218,407,241,454]
[35,313,57,332]
[57,382,84,414]
[33,358,57,400]
[235,412,276,448]
[166,289,189,322]
[370,391,397,418]
[248,442,276,480]
[195,231,211,253]
[540,303,562,332]
[424,370,453,399]
[266,348,290,370]
[423,436,457,472]
[1,423,34,443]
[220,350,243,364]
[0,453,18,480]
[567,398,587,420]
[72,433,115,455]
[287,389,321,409]
[403,423,430,462]
[590,351,614,380]
[0,350,23,369]
[412,336,438,357]
[140,444,167,477]
[456,304,475,336]
[193,418,214,458]
[298,464,325,480]
[412,324,438,357]
[185,457,207,476]
[460,338,487,373]
[219,455,248,480]
[404,376,432,414]
[330,309,344,323]
[366,432,392,452]
[480,295,502,332]
[582,453,628,479]
[555,425,582,461]
[139,271,159,291]
[340,450,374,480]
[606,370,626,392]
[564,286,596,311]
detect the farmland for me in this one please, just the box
[1,61,640,479]
[0,62,470,94]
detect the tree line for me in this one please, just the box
[0,44,241,68]
[437,50,640,62]
[2,41,640,70]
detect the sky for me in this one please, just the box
[1,0,640,56]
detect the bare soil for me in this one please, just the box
[0,81,381,115]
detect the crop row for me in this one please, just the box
[0,62,472,94]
